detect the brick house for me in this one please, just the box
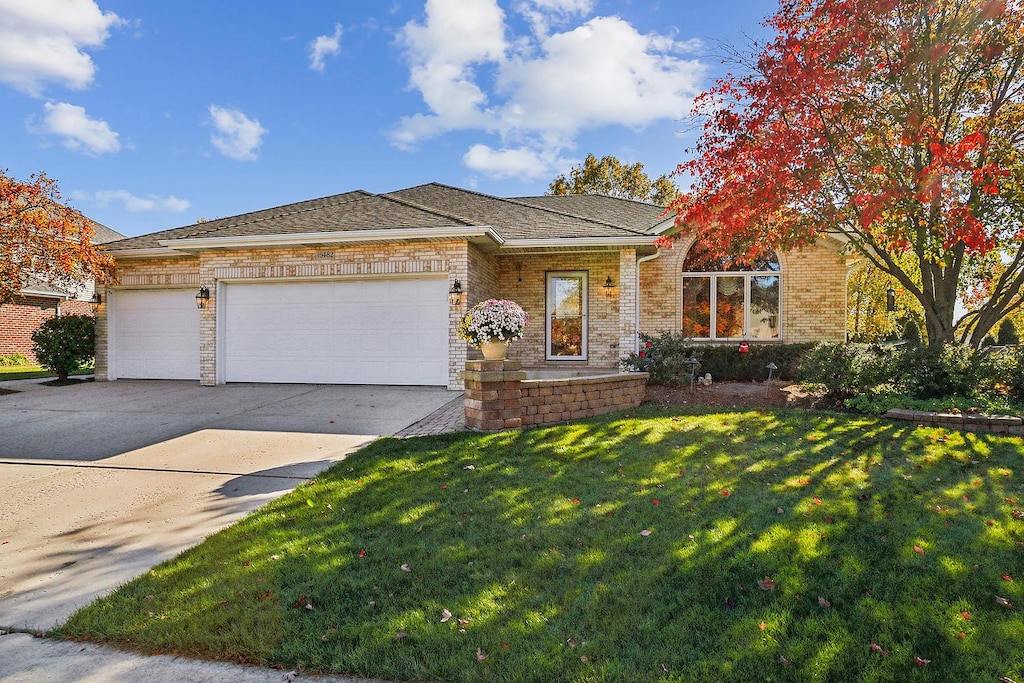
[0,223,124,363]
[96,183,849,389]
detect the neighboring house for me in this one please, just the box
[96,183,849,390]
[0,222,124,363]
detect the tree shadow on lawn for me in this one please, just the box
[58,405,1024,682]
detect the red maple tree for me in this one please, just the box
[1,170,115,303]
[668,0,1024,346]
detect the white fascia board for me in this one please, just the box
[501,236,658,249]
[21,287,68,299]
[158,226,503,250]
[651,215,679,235]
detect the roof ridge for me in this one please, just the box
[512,193,675,232]
[501,195,654,237]
[399,182,652,237]
[377,190,477,227]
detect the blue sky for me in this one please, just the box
[1,1,775,237]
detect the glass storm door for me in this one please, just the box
[547,272,587,359]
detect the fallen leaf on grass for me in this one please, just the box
[818,597,831,608]
[640,529,652,536]
[913,545,925,554]
[813,498,822,505]
[758,621,766,631]
[305,603,314,611]
[956,631,965,640]
[869,642,890,657]
[567,637,577,648]
[1013,510,1024,520]
[1001,574,1013,582]
[758,578,777,590]
[721,490,731,497]
[914,655,931,667]
[394,631,407,640]
[776,507,784,515]
[580,655,589,663]
[780,656,792,666]
[996,596,1012,607]
[441,609,452,623]
[652,498,660,505]
[400,563,411,572]
[358,549,366,558]
[572,498,580,504]
[463,464,475,470]
[281,671,298,682]
[476,648,488,661]
[961,611,971,620]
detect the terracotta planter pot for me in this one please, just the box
[479,339,509,361]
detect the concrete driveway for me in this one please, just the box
[0,380,456,632]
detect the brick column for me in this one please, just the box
[463,360,525,431]
[618,248,637,359]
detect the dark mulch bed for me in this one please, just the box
[39,377,94,387]
[0,388,17,396]
[645,380,843,411]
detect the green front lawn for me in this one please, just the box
[58,405,1024,682]
[0,364,93,381]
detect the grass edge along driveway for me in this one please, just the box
[57,404,1024,682]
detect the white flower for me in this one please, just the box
[457,299,528,347]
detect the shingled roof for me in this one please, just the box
[107,183,664,252]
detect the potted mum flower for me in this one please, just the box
[457,299,528,360]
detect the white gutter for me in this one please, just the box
[635,249,663,354]
[21,287,68,299]
[502,236,658,249]
[159,226,503,250]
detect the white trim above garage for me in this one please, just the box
[218,277,449,386]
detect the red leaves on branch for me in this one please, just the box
[1,170,115,303]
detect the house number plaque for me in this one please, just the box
[316,250,336,259]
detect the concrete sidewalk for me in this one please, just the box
[0,631,384,682]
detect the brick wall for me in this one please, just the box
[462,359,647,431]
[520,373,647,426]
[639,237,848,344]
[498,250,626,369]
[0,296,59,362]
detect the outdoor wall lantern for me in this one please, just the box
[448,279,463,306]
[886,286,896,312]
[603,276,615,289]
[195,285,210,309]
[91,291,102,305]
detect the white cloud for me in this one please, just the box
[309,23,342,72]
[0,0,123,95]
[39,101,120,154]
[393,0,508,147]
[87,190,190,213]
[394,1,706,179]
[463,144,562,179]
[208,105,267,161]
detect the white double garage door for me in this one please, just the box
[109,278,449,385]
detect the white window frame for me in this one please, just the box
[681,270,782,341]
[546,271,588,360]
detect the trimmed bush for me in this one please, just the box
[897,343,982,398]
[31,314,95,381]
[795,342,902,397]
[0,353,30,366]
[620,332,813,385]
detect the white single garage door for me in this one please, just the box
[111,289,200,380]
[222,278,449,385]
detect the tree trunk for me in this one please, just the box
[920,261,958,346]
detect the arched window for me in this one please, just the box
[681,246,781,340]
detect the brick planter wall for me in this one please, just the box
[463,359,647,432]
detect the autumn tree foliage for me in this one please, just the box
[669,0,1024,346]
[549,153,680,205]
[0,170,114,303]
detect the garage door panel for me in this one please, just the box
[113,289,200,380]
[223,279,448,386]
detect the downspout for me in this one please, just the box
[635,249,663,354]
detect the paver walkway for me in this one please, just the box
[395,393,466,437]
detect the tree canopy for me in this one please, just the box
[0,170,114,303]
[548,154,680,205]
[668,0,1024,346]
